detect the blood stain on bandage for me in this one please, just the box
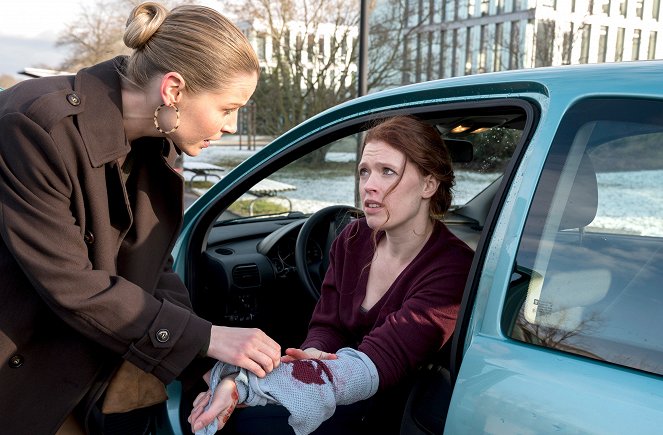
[290,359,334,385]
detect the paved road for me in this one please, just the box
[184,191,199,209]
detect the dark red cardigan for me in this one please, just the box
[302,218,474,389]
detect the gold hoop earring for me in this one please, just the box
[153,103,180,134]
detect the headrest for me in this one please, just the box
[559,153,598,230]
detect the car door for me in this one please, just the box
[446,97,663,434]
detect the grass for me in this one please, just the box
[228,198,290,216]
[189,180,214,189]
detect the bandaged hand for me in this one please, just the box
[189,373,238,434]
[195,347,379,435]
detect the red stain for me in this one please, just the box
[290,359,334,385]
[222,385,239,424]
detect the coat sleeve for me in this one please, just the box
[0,113,210,383]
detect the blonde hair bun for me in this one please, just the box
[124,2,169,50]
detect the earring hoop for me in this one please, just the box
[153,103,180,134]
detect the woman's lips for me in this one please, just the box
[202,140,210,148]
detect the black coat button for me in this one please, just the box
[8,354,24,368]
[156,329,170,343]
[66,93,81,106]
[83,230,94,245]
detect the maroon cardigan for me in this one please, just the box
[302,218,474,389]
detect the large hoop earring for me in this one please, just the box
[153,103,180,134]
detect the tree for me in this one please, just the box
[227,0,416,164]
[56,0,193,72]
[229,0,360,143]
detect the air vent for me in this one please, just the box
[215,248,234,256]
[232,264,260,288]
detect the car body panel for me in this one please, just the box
[446,335,663,434]
[170,60,663,434]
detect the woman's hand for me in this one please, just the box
[281,347,337,362]
[189,374,239,433]
[207,326,281,377]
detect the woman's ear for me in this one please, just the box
[422,175,439,199]
[160,72,185,105]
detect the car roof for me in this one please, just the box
[374,59,663,98]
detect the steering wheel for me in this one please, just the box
[295,205,363,300]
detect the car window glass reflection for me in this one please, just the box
[506,99,663,377]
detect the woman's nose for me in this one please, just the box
[221,111,239,134]
[362,174,377,192]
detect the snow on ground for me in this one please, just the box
[187,146,663,237]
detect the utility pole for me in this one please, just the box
[355,0,370,207]
[358,0,369,97]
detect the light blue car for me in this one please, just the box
[166,60,663,434]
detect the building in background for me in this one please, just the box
[241,18,358,91]
[400,0,662,84]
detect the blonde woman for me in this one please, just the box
[0,3,280,433]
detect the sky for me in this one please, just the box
[0,0,221,81]
[0,0,84,79]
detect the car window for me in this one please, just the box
[218,117,522,222]
[503,98,663,377]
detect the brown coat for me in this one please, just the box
[0,57,211,434]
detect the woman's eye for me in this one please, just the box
[383,168,396,175]
[358,168,368,177]
[223,109,234,116]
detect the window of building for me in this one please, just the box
[598,26,609,62]
[307,35,315,61]
[619,0,628,16]
[465,27,473,75]
[439,30,447,77]
[510,21,521,69]
[535,21,554,67]
[600,0,611,14]
[497,0,505,14]
[255,33,267,62]
[427,31,435,80]
[452,29,459,75]
[588,0,595,13]
[636,0,644,18]
[481,0,490,16]
[580,24,591,63]
[654,0,662,19]
[494,23,504,71]
[415,32,423,82]
[479,24,488,73]
[562,25,574,65]
[648,31,658,59]
[422,0,433,22]
[615,27,625,61]
[632,29,642,60]
[503,98,663,378]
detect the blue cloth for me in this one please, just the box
[196,348,379,435]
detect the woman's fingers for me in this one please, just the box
[190,378,239,433]
[283,347,338,361]
[207,326,281,377]
[188,391,211,426]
